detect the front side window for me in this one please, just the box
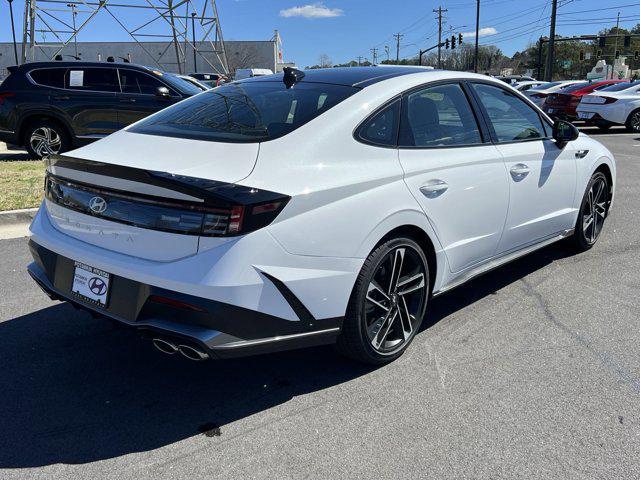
[399,83,482,147]
[357,100,400,146]
[129,81,358,142]
[65,68,119,92]
[30,68,67,88]
[119,69,171,95]
[472,83,545,142]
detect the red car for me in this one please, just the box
[543,80,625,120]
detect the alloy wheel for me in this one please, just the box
[364,246,427,354]
[29,127,62,157]
[631,112,640,132]
[582,176,608,244]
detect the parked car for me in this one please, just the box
[513,80,546,92]
[188,72,227,88]
[178,74,210,91]
[27,66,616,364]
[496,75,535,85]
[0,61,202,158]
[234,68,274,80]
[525,80,584,108]
[577,80,640,132]
[543,80,625,120]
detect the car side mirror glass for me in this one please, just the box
[155,86,171,98]
[553,119,579,148]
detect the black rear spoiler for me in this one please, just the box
[46,154,284,207]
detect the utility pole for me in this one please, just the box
[385,45,390,62]
[393,33,404,64]
[191,12,197,73]
[612,11,620,79]
[7,0,19,64]
[433,6,447,69]
[537,36,544,79]
[67,3,78,58]
[371,47,378,64]
[357,55,363,66]
[474,0,480,72]
[545,0,558,81]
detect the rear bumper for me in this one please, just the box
[27,240,342,359]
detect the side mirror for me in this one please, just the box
[552,119,579,148]
[155,86,171,98]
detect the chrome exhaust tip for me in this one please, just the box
[152,338,179,355]
[178,344,209,361]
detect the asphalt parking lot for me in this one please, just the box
[0,128,639,479]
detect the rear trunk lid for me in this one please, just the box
[44,131,260,261]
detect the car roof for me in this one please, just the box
[241,66,441,88]
[16,61,153,71]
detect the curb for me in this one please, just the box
[0,207,38,226]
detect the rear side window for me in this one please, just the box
[30,68,67,88]
[471,83,545,142]
[357,99,400,147]
[399,83,482,147]
[129,81,358,142]
[119,69,170,95]
[65,68,119,92]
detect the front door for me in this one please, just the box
[116,69,181,128]
[469,82,577,254]
[398,82,510,273]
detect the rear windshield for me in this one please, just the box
[129,81,359,142]
[560,82,592,93]
[530,81,562,91]
[600,80,640,92]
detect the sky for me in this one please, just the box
[2,0,640,67]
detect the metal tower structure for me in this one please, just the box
[20,0,230,74]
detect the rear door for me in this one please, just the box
[398,82,509,273]
[55,67,120,138]
[116,69,182,128]
[469,82,577,254]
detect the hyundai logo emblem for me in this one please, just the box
[89,196,107,214]
[88,277,107,296]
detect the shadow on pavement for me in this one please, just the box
[0,242,577,468]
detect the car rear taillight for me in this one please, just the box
[0,92,15,105]
[601,97,618,104]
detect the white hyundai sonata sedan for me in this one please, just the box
[27,66,616,364]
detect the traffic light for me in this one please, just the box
[458,33,463,44]
[636,51,639,60]
[615,50,620,59]
[598,36,606,48]
[579,50,584,61]
[445,38,450,49]
[451,35,456,49]
[624,35,631,48]
[597,49,602,58]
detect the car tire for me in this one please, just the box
[568,171,610,252]
[625,109,640,133]
[336,237,429,365]
[24,120,70,159]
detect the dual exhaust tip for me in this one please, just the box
[152,337,210,361]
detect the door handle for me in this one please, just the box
[420,180,448,198]
[119,98,136,103]
[52,95,69,101]
[510,164,530,178]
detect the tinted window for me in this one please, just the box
[119,69,169,95]
[30,68,67,88]
[399,83,482,147]
[130,81,358,142]
[600,80,640,92]
[560,82,591,93]
[530,81,562,91]
[358,100,399,146]
[65,68,119,92]
[472,83,545,142]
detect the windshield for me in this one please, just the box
[129,81,359,143]
[600,80,640,92]
[162,73,204,96]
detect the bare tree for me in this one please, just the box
[318,53,333,68]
